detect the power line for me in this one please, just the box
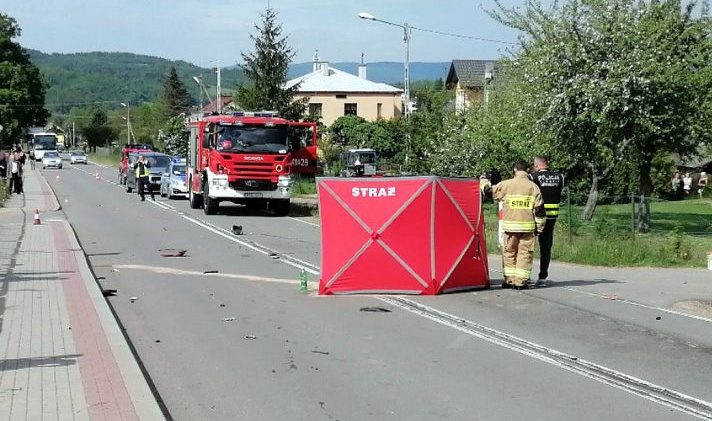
[0,100,127,108]
[409,25,517,45]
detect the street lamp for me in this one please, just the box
[359,11,412,164]
[193,76,214,113]
[120,102,131,144]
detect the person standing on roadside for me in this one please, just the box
[28,148,35,170]
[493,161,546,290]
[9,151,23,195]
[133,155,154,201]
[530,156,565,287]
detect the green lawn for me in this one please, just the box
[88,152,121,168]
[482,198,712,268]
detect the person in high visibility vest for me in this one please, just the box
[133,155,154,201]
[530,156,564,287]
[493,161,546,290]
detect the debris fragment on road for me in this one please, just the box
[110,268,120,273]
[129,296,138,303]
[222,317,237,322]
[203,270,219,274]
[232,225,243,235]
[360,306,391,313]
[159,249,187,258]
[244,335,257,340]
[102,289,117,297]
[311,350,330,355]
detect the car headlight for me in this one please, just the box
[277,175,294,187]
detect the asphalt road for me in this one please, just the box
[43,160,712,421]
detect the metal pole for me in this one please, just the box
[216,58,222,114]
[631,193,636,236]
[403,23,411,166]
[72,121,75,147]
[126,102,131,145]
[567,188,572,243]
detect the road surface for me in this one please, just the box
[43,160,712,421]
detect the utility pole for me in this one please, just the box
[216,58,222,114]
[72,121,75,148]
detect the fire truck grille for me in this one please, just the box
[230,180,278,191]
[232,162,273,173]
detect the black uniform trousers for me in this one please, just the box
[538,218,557,280]
[138,176,154,200]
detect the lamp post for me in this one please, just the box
[359,12,412,165]
[193,76,213,113]
[120,102,131,144]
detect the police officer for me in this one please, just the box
[530,156,564,287]
[134,155,154,201]
[493,161,546,289]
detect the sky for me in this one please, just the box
[3,0,525,67]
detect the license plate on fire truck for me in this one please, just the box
[244,192,263,198]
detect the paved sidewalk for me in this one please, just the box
[0,168,164,420]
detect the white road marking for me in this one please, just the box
[563,287,712,324]
[112,264,319,288]
[380,296,712,420]
[287,216,320,228]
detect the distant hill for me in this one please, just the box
[287,61,451,84]
[28,50,449,114]
[28,50,245,113]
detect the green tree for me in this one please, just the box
[234,8,306,120]
[492,0,712,227]
[160,115,189,157]
[162,67,191,117]
[0,14,48,146]
[81,107,114,152]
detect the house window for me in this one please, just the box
[308,103,323,117]
[336,94,347,99]
[344,103,358,116]
[377,103,383,119]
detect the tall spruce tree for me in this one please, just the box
[162,67,191,117]
[0,14,49,146]
[235,8,305,120]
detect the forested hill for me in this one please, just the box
[28,50,245,113]
[29,50,449,114]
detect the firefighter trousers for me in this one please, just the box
[502,232,535,286]
[537,219,557,280]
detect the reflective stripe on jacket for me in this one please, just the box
[531,169,564,219]
[493,171,546,233]
[134,162,150,178]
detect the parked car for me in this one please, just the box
[125,152,171,194]
[42,151,62,169]
[160,159,188,199]
[69,151,87,164]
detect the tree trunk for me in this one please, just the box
[636,158,653,232]
[581,174,599,221]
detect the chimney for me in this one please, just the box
[313,49,320,72]
[358,52,367,80]
[321,62,329,76]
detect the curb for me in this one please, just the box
[35,169,62,211]
[61,221,166,420]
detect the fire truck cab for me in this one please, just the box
[186,111,318,216]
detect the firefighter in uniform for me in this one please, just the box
[133,155,154,201]
[531,156,564,286]
[493,162,546,289]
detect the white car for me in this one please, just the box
[42,151,63,169]
[69,151,87,164]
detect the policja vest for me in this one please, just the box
[135,161,150,178]
[493,171,546,233]
[531,169,564,219]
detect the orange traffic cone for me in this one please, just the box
[33,209,41,225]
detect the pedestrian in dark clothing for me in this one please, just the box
[9,152,23,195]
[0,152,7,179]
[530,156,564,287]
[133,155,154,201]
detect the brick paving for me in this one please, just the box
[0,168,163,420]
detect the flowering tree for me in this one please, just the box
[492,0,712,226]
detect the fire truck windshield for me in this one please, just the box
[216,124,288,154]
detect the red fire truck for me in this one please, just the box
[118,144,152,185]
[186,111,318,215]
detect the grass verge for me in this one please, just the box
[482,198,712,268]
[0,182,9,207]
[292,177,317,196]
[88,152,121,168]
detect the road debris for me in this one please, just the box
[655,316,662,320]
[232,225,243,235]
[311,350,330,355]
[203,270,219,274]
[155,339,161,343]
[222,317,237,322]
[129,296,138,303]
[360,306,391,313]
[269,252,279,259]
[102,289,117,297]
[159,249,187,258]
[244,335,257,340]
[219,303,226,307]
[110,268,120,273]
[602,294,619,301]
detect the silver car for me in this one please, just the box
[69,151,87,164]
[160,160,188,199]
[42,151,62,169]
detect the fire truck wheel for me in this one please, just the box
[203,183,219,215]
[271,200,290,216]
[189,183,203,209]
